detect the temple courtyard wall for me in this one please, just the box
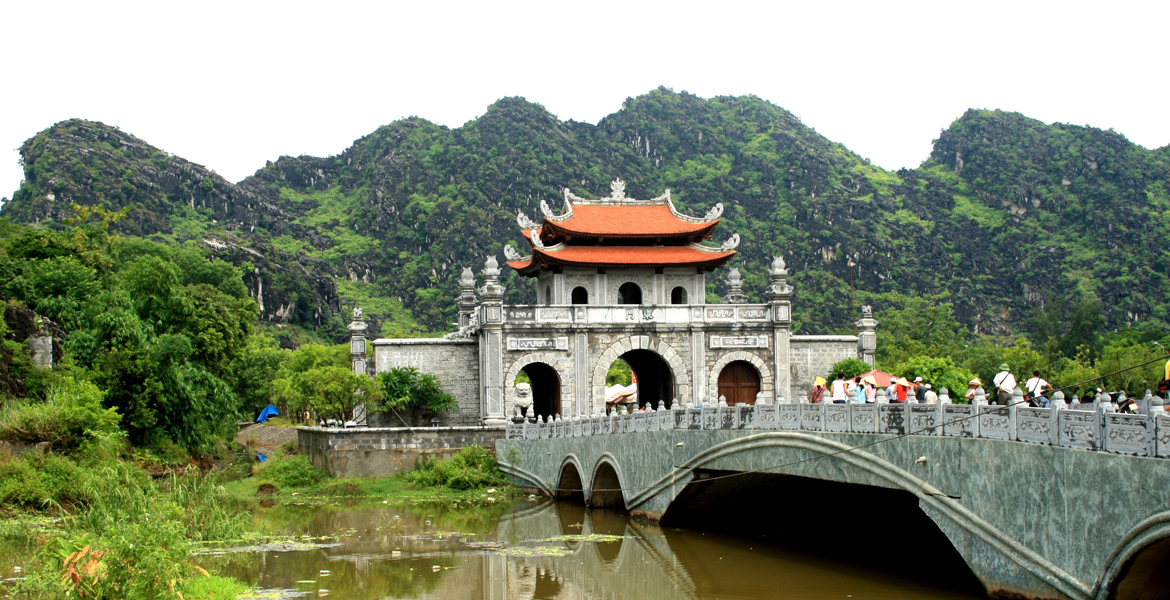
[372,338,482,426]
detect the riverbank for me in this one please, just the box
[0,445,513,599]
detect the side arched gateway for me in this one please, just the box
[504,353,572,419]
[708,351,774,404]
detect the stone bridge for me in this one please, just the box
[495,396,1170,600]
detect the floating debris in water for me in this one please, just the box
[319,569,331,576]
[392,550,402,558]
[432,565,441,572]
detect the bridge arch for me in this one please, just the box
[708,351,773,404]
[1098,511,1170,599]
[557,456,585,502]
[505,352,572,418]
[592,336,691,411]
[589,456,626,509]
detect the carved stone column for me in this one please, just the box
[767,256,794,404]
[479,256,507,426]
[855,305,878,367]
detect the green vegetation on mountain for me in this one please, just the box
[3,87,1169,393]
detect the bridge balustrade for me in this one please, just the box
[504,389,1170,458]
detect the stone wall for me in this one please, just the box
[298,426,505,478]
[372,338,480,426]
[790,335,859,400]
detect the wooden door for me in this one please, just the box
[717,361,761,405]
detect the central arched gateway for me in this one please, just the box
[621,349,674,409]
[717,360,760,405]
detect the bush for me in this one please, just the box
[828,358,871,381]
[377,367,457,426]
[893,355,977,399]
[0,452,93,508]
[405,445,500,491]
[254,454,323,488]
[0,377,121,452]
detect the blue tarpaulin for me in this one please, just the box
[256,404,279,423]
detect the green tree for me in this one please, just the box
[295,366,382,423]
[376,367,457,426]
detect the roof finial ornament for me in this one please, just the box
[724,267,749,304]
[503,244,527,262]
[609,178,626,200]
[720,233,741,251]
[770,255,788,276]
[704,203,725,220]
[459,266,476,288]
[529,229,547,251]
[517,210,540,230]
[484,255,500,278]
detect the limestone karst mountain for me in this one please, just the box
[5,87,1169,342]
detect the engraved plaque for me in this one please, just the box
[739,307,767,320]
[506,337,569,351]
[505,307,532,321]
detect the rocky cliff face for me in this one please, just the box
[5,91,1169,339]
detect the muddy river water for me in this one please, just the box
[184,499,986,600]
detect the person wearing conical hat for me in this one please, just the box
[966,378,983,403]
[894,377,911,402]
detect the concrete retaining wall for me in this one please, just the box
[298,426,505,478]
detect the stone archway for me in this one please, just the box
[591,336,691,413]
[708,351,774,404]
[505,353,573,418]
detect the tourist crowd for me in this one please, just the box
[810,365,1059,407]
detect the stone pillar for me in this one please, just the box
[28,335,53,369]
[348,307,369,376]
[348,307,369,425]
[723,267,749,304]
[767,256,794,404]
[456,267,477,331]
[479,256,507,426]
[855,305,878,367]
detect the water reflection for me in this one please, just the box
[190,500,985,600]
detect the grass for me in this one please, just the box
[222,447,516,507]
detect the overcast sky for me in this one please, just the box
[2,0,1166,200]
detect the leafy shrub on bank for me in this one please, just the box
[405,445,501,491]
[0,377,121,452]
[253,454,323,488]
[0,451,95,508]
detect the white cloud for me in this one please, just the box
[1,0,1166,200]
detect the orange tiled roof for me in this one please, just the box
[543,205,717,239]
[507,245,735,273]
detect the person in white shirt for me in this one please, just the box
[924,383,938,404]
[830,372,849,403]
[1024,370,1051,407]
[992,364,1016,405]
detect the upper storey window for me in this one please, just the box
[571,287,588,305]
[617,282,642,305]
[671,286,688,304]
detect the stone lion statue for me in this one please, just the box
[514,382,534,417]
